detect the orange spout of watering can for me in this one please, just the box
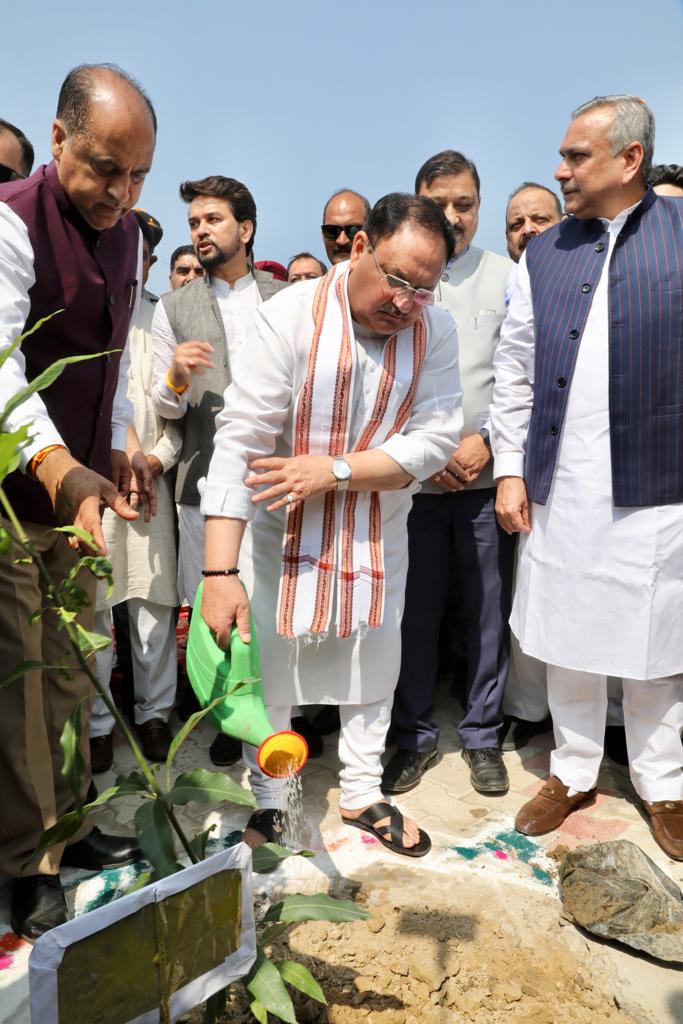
[186,582,308,777]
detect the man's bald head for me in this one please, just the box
[321,189,370,263]
[56,63,157,139]
[51,64,156,231]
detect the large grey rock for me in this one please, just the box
[558,839,683,963]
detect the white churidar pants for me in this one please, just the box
[547,665,683,802]
[243,698,392,811]
[90,601,178,736]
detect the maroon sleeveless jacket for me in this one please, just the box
[0,161,139,524]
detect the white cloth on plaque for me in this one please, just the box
[493,202,683,681]
[201,272,462,707]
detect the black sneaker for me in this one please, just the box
[461,747,509,794]
[209,732,242,766]
[382,747,441,794]
[500,714,553,752]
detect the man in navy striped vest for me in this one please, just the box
[491,95,683,861]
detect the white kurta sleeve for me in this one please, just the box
[378,313,463,480]
[201,307,294,521]
[151,299,189,419]
[110,234,142,450]
[490,252,535,480]
[0,202,67,469]
[148,418,183,473]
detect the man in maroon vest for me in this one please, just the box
[0,64,156,940]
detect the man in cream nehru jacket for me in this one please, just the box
[384,150,515,797]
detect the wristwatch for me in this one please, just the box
[332,457,352,491]
[478,427,491,450]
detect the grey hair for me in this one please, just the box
[571,95,655,181]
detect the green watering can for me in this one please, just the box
[186,582,308,778]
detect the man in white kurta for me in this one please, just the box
[491,96,683,861]
[200,194,462,856]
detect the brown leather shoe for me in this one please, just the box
[643,800,683,861]
[137,719,172,762]
[515,775,596,836]
[90,733,113,774]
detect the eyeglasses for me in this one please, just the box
[0,163,26,184]
[320,223,364,242]
[368,244,437,307]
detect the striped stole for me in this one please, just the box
[276,262,427,640]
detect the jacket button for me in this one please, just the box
[595,242,605,252]
[108,293,117,305]
[558,377,566,388]
[550,425,559,436]
[569,328,579,339]
[581,283,591,293]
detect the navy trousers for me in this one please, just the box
[392,488,514,751]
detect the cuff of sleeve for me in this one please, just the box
[148,442,176,474]
[21,428,67,473]
[493,452,525,480]
[111,425,128,451]
[200,481,254,521]
[377,434,424,480]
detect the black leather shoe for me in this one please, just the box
[209,732,243,766]
[500,714,553,752]
[311,705,341,735]
[90,733,114,773]
[382,747,441,794]
[137,718,173,762]
[60,826,142,870]
[462,748,509,794]
[291,716,323,758]
[11,875,67,941]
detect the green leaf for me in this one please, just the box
[165,696,227,774]
[166,768,257,809]
[190,825,216,861]
[0,425,31,484]
[53,525,98,546]
[249,998,268,1024]
[252,844,314,874]
[0,350,110,428]
[0,310,64,376]
[260,921,291,946]
[245,949,297,1024]
[134,799,178,878]
[24,809,85,870]
[0,659,60,689]
[0,527,10,554]
[75,623,112,655]
[122,868,153,895]
[264,894,372,924]
[60,701,86,808]
[275,960,326,1004]
[114,769,149,792]
[57,607,78,625]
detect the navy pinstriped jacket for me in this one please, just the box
[524,187,683,508]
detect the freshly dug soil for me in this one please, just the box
[183,870,637,1023]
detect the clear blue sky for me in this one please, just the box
[3,1,683,295]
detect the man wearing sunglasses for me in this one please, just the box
[320,188,370,264]
[383,150,516,800]
[0,118,34,182]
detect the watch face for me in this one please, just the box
[333,458,352,481]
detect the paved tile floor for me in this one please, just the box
[2,679,682,1022]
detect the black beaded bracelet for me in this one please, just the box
[201,568,240,577]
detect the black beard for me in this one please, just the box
[197,237,241,270]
